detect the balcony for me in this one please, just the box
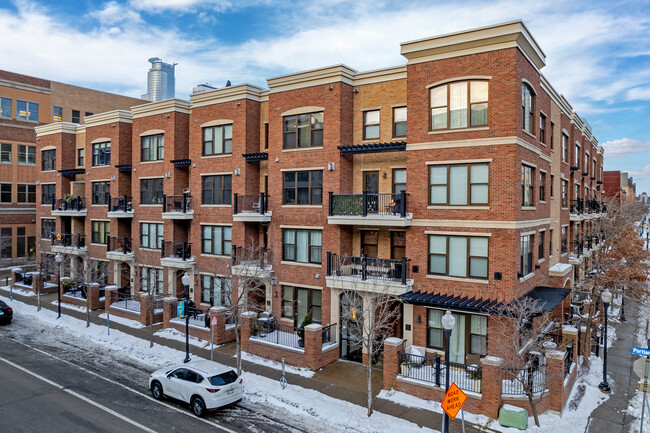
[51,197,87,217]
[162,194,194,220]
[107,196,134,218]
[231,246,273,278]
[325,253,413,295]
[160,241,194,268]
[106,236,134,262]
[328,191,411,227]
[233,193,271,222]
[51,233,87,255]
[570,199,584,215]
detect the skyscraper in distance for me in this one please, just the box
[142,57,176,102]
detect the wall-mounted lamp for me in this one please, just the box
[417,315,421,323]
[315,273,319,279]
[236,102,241,106]
[327,86,333,90]
[275,157,279,163]
[110,175,116,181]
[273,291,278,297]
[166,114,170,118]
[234,168,241,176]
[382,172,387,178]
[327,162,335,171]
[353,89,359,94]
[165,171,171,178]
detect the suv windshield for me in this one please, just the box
[209,371,238,386]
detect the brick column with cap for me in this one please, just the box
[87,283,101,310]
[163,297,178,328]
[383,337,404,391]
[546,350,566,413]
[104,285,118,310]
[139,292,152,326]
[304,323,323,371]
[480,356,504,419]
[241,312,257,354]
[209,307,227,344]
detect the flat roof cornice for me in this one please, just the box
[35,122,83,137]
[266,64,357,94]
[131,98,191,119]
[84,110,133,127]
[190,83,265,107]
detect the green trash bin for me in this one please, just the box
[499,404,528,430]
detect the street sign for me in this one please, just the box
[441,382,467,420]
[635,357,649,379]
[211,315,217,327]
[177,301,185,318]
[634,347,650,357]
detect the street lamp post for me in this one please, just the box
[598,288,612,393]
[441,310,456,433]
[55,253,63,319]
[181,272,191,363]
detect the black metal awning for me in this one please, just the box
[242,152,268,162]
[399,291,501,313]
[171,159,191,168]
[519,286,571,314]
[338,141,406,155]
[58,168,85,176]
[115,164,132,173]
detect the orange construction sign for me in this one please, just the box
[440,382,467,419]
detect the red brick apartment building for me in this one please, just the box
[604,170,636,206]
[0,69,143,266]
[34,21,605,417]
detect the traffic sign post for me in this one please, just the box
[441,382,468,432]
[210,315,217,361]
[634,341,650,433]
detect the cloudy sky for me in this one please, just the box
[2,0,650,193]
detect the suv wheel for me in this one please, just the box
[151,382,163,400]
[191,397,206,417]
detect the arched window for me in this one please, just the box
[430,81,488,130]
[522,83,535,134]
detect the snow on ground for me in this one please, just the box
[2,285,35,297]
[627,293,650,433]
[154,327,213,349]
[1,293,436,432]
[52,300,89,313]
[98,312,147,329]
[240,351,315,378]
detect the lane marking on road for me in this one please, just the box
[7,338,239,433]
[0,355,157,433]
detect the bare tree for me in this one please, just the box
[75,253,113,327]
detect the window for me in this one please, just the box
[140,223,163,249]
[17,184,36,203]
[363,110,380,140]
[52,106,63,122]
[201,275,231,307]
[522,84,534,134]
[18,145,36,165]
[427,309,443,349]
[539,114,546,144]
[140,267,163,294]
[201,175,231,205]
[539,171,546,202]
[92,142,111,166]
[561,179,568,208]
[141,134,164,161]
[203,125,232,156]
[0,184,11,203]
[16,100,38,122]
[283,229,322,264]
[361,230,378,257]
[520,234,533,276]
[17,227,25,258]
[264,123,269,150]
[550,174,555,198]
[522,165,534,206]
[393,168,406,195]
[393,107,407,137]
[140,178,164,205]
[201,225,232,256]
[91,221,110,244]
[41,219,55,239]
[561,226,568,254]
[283,112,323,149]
[0,228,11,258]
[77,148,84,166]
[391,231,406,260]
[72,110,81,123]
[0,98,11,119]
[41,184,55,205]
[283,170,322,205]
[470,315,487,355]
[562,133,568,163]
[429,163,488,205]
[85,112,93,118]
[91,181,110,205]
[281,285,322,325]
[574,144,580,168]
[0,143,10,163]
[549,229,554,255]
[42,149,56,171]
[550,121,555,150]
[431,81,488,129]
[428,235,488,279]
[538,231,545,260]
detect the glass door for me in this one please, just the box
[340,292,363,362]
[449,313,466,363]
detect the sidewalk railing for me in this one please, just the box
[398,351,482,394]
[327,253,410,285]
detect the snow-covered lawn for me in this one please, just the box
[98,312,147,329]
[240,351,315,378]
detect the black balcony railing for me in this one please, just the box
[163,193,192,214]
[52,197,86,212]
[570,199,583,214]
[585,236,593,250]
[108,236,132,254]
[233,193,270,214]
[329,191,408,218]
[161,241,191,260]
[108,196,133,213]
[52,233,86,248]
[231,246,272,268]
[326,253,410,285]
[573,239,583,256]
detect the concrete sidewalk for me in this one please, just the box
[1,286,495,433]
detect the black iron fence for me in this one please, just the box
[322,323,337,344]
[233,193,270,214]
[231,245,272,268]
[52,233,86,248]
[327,253,410,285]
[163,194,192,214]
[108,236,132,254]
[398,351,482,394]
[161,241,192,260]
[52,197,86,212]
[329,191,408,218]
[502,365,546,395]
[187,306,210,328]
[564,346,574,378]
[252,320,303,349]
[108,195,133,213]
[115,292,139,312]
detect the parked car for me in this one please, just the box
[149,359,243,417]
[0,300,13,325]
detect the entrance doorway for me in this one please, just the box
[340,292,363,362]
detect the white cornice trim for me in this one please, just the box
[190,84,265,107]
[267,64,357,94]
[353,65,407,86]
[85,110,133,127]
[131,98,191,118]
[35,122,83,137]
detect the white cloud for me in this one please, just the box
[630,164,650,176]
[601,138,650,158]
[88,1,143,26]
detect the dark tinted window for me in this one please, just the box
[184,370,203,383]
[209,371,238,386]
[0,300,7,308]
[170,368,187,379]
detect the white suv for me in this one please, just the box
[149,359,244,417]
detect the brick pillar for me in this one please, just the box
[304,323,323,371]
[32,272,43,295]
[11,267,22,286]
[210,307,227,345]
[240,312,257,354]
[140,293,152,326]
[105,285,118,310]
[480,356,504,419]
[546,350,565,413]
[383,337,404,390]
[562,326,579,363]
[163,297,178,328]
[87,283,100,310]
